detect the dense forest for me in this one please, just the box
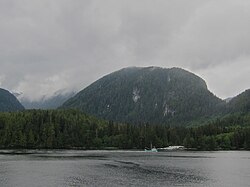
[62,67,223,125]
[0,109,249,150]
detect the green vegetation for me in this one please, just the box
[226,89,250,113]
[0,88,24,112]
[0,109,249,150]
[61,67,223,125]
[1,67,250,151]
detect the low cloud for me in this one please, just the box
[0,0,249,100]
[166,0,250,70]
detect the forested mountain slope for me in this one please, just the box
[62,67,223,125]
[0,88,24,112]
[226,89,250,113]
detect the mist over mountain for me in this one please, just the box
[62,67,224,125]
[19,90,76,109]
[0,88,25,112]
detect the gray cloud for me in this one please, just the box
[0,0,249,100]
[166,0,250,68]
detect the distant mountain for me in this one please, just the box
[0,88,25,112]
[227,89,250,113]
[19,90,76,109]
[61,67,224,125]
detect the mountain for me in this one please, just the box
[0,88,25,112]
[224,97,233,103]
[61,67,224,125]
[19,90,76,109]
[227,89,250,113]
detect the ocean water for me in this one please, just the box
[0,150,249,187]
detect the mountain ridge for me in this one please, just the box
[0,88,25,112]
[61,66,224,125]
[226,89,250,113]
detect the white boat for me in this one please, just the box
[144,147,158,152]
[144,143,158,152]
[157,146,185,151]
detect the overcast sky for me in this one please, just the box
[0,0,250,101]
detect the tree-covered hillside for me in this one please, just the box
[62,67,223,125]
[0,88,24,112]
[0,110,249,150]
[226,89,250,113]
[0,110,106,149]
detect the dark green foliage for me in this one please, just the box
[0,88,25,112]
[61,67,223,125]
[0,109,250,151]
[227,89,250,113]
[0,110,106,149]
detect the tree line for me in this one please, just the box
[0,110,249,150]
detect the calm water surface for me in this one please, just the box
[0,150,249,187]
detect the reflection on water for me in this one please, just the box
[0,150,250,187]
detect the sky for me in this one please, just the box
[0,0,250,101]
